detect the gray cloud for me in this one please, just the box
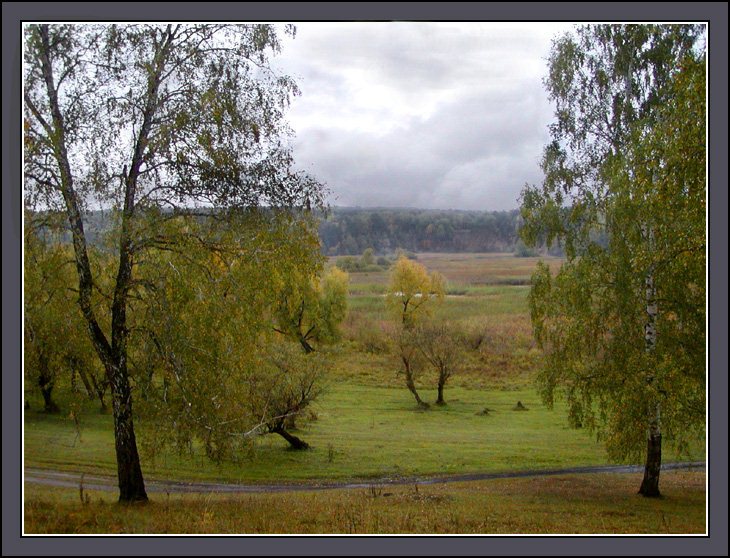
[273,22,573,210]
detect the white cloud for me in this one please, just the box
[272,22,574,210]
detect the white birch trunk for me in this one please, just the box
[640,255,662,496]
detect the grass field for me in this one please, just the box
[24,381,703,484]
[23,385,612,483]
[23,252,706,534]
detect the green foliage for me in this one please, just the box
[250,342,331,435]
[386,256,446,330]
[130,211,327,461]
[24,252,705,490]
[521,25,705,463]
[335,249,392,273]
[318,267,350,342]
[24,23,327,497]
[361,248,375,266]
[513,239,539,258]
[24,216,101,413]
[273,264,349,352]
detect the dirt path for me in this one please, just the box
[24,461,705,495]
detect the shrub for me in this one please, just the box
[355,319,391,354]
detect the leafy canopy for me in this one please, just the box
[386,256,446,330]
[521,25,705,462]
[273,264,349,352]
[134,211,326,461]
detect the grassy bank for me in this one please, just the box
[24,470,706,534]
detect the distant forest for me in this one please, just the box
[35,207,562,256]
[320,207,528,255]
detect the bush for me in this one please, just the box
[394,248,418,260]
[336,251,394,273]
[336,256,362,272]
[355,319,391,354]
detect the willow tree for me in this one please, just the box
[133,212,325,456]
[273,266,349,354]
[520,24,705,496]
[24,214,74,413]
[24,216,109,414]
[23,24,324,502]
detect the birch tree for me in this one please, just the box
[520,24,705,496]
[23,24,325,501]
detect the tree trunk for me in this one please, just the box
[403,357,429,409]
[272,426,310,450]
[108,361,148,502]
[38,355,59,413]
[639,264,662,498]
[436,380,446,406]
[639,422,662,497]
[75,367,96,400]
[89,372,109,412]
[299,336,315,354]
[34,24,148,503]
[75,364,108,411]
[40,384,60,414]
[106,273,147,501]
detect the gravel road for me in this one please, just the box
[24,461,705,495]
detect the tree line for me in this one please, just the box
[45,206,562,257]
[318,207,535,255]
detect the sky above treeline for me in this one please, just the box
[272,22,574,211]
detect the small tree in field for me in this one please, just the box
[416,322,464,406]
[361,247,375,267]
[386,256,446,329]
[386,256,445,408]
[252,343,329,450]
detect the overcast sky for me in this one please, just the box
[272,22,574,211]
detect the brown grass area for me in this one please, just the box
[24,471,705,535]
[415,253,563,285]
[331,252,564,287]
